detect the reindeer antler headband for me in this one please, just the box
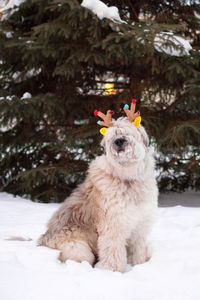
[94,99,141,135]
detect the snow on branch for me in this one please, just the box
[154,32,192,57]
[2,0,25,11]
[1,0,26,19]
[81,0,123,23]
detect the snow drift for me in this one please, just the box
[0,192,200,300]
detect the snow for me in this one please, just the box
[1,0,26,19]
[0,0,7,6]
[2,0,124,23]
[21,92,31,99]
[154,32,192,56]
[2,0,25,11]
[81,0,123,23]
[0,192,200,300]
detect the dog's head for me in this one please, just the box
[101,117,149,166]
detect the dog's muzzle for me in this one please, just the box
[114,138,126,151]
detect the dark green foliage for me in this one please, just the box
[0,0,200,202]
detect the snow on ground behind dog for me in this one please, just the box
[0,192,200,300]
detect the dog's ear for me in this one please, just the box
[137,125,149,147]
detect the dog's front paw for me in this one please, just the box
[131,246,150,266]
[98,258,126,273]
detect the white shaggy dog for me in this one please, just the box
[38,117,158,272]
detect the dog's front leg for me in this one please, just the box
[128,219,155,266]
[127,230,151,267]
[97,227,127,273]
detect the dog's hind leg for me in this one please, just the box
[58,240,95,265]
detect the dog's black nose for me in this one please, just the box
[114,138,126,148]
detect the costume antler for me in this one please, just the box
[123,99,140,122]
[123,99,141,128]
[94,109,114,127]
[94,99,141,135]
[94,109,114,135]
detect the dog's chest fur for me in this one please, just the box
[94,173,157,240]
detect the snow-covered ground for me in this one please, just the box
[0,192,200,300]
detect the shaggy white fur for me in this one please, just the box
[38,117,158,272]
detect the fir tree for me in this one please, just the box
[0,0,200,202]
